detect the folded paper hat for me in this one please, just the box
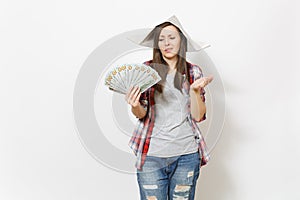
[128,15,210,52]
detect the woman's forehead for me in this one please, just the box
[159,25,180,36]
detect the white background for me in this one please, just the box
[1,0,300,199]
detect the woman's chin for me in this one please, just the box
[163,53,178,60]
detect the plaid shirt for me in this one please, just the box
[128,60,210,170]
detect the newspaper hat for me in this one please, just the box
[128,15,210,52]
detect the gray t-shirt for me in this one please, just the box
[147,70,198,157]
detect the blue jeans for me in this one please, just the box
[137,152,201,200]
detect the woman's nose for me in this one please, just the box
[164,38,170,46]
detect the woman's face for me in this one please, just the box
[158,25,181,60]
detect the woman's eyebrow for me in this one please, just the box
[159,34,175,38]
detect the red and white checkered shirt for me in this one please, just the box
[128,60,210,170]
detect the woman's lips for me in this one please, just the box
[164,48,173,53]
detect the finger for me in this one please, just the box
[197,79,205,87]
[131,86,141,102]
[207,75,214,83]
[200,81,206,88]
[128,86,139,102]
[125,85,134,100]
[132,91,142,106]
[132,88,141,103]
[196,79,207,88]
[191,80,202,89]
[198,76,213,88]
[127,85,136,98]
[135,86,141,94]
[203,75,213,87]
[136,91,141,100]
[135,92,142,105]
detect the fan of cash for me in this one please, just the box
[104,63,161,94]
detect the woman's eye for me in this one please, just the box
[159,39,164,42]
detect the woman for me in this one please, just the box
[126,16,213,200]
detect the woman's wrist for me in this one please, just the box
[131,103,146,119]
[189,87,201,94]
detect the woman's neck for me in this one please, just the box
[163,56,178,71]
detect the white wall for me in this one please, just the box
[1,0,299,199]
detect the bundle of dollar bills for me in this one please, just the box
[104,63,161,94]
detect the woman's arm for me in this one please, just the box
[190,88,206,122]
[189,76,213,122]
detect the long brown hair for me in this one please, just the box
[145,22,190,93]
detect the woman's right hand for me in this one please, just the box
[125,86,141,108]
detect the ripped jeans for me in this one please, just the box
[137,151,201,200]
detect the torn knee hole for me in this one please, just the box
[146,196,157,200]
[143,184,158,190]
[174,185,191,192]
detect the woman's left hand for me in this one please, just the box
[190,75,214,92]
